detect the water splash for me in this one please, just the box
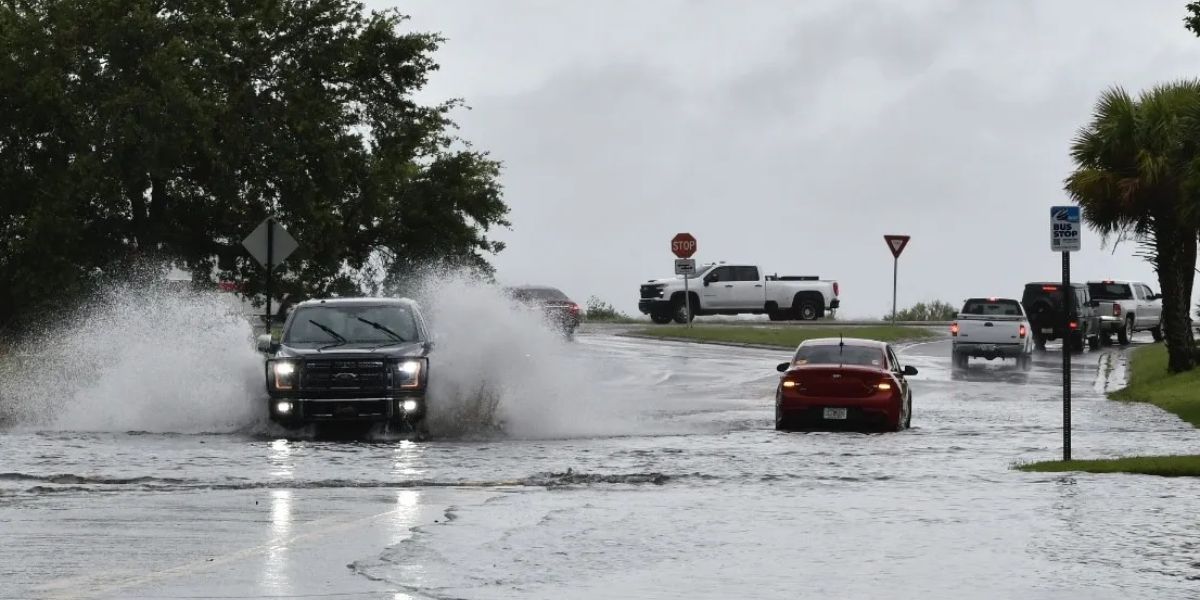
[412,272,653,439]
[0,282,263,433]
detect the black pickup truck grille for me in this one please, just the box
[640,285,664,299]
[302,360,387,392]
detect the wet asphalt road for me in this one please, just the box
[2,332,1199,599]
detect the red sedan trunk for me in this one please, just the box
[776,365,903,431]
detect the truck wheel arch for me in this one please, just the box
[792,291,825,320]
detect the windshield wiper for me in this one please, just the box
[308,319,348,350]
[356,317,406,342]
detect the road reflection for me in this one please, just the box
[262,489,293,597]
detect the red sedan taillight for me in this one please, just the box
[1069,321,1078,330]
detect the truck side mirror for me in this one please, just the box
[903,365,919,376]
[703,280,710,287]
[256,334,276,353]
[776,362,790,372]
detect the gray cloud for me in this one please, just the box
[377,0,1200,317]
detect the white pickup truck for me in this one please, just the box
[950,297,1034,370]
[637,263,840,324]
[1086,280,1164,345]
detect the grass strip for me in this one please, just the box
[627,325,939,348]
[1018,455,1200,477]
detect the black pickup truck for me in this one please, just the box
[257,297,431,432]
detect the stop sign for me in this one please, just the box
[671,232,697,258]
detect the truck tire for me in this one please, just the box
[1151,321,1164,342]
[650,312,672,325]
[1019,354,1033,371]
[793,293,822,321]
[767,310,788,321]
[1070,333,1085,353]
[1088,334,1100,351]
[672,296,696,324]
[1117,317,1131,345]
[1033,333,1047,351]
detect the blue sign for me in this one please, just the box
[1051,205,1081,252]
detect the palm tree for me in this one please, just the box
[1065,82,1200,373]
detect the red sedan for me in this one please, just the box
[774,338,917,432]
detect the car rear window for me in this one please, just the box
[793,345,884,368]
[1088,282,1133,300]
[961,299,1022,316]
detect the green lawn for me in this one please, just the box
[1020,344,1200,476]
[1018,455,1200,477]
[628,325,939,348]
[1109,344,1200,428]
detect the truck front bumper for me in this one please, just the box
[268,393,426,425]
[638,299,672,315]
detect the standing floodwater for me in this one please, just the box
[2,317,1199,598]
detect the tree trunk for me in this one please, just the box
[1155,224,1197,373]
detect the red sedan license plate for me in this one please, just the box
[823,407,848,420]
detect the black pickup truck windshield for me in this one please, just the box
[284,305,420,344]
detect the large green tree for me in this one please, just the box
[0,0,508,332]
[1065,82,1200,372]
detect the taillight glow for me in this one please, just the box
[1042,285,1058,292]
[782,380,798,388]
[950,322,959,336]
[1019,324,1027,338]
[1069,321,1078,330]
[877,382,893,391]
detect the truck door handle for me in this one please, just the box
[754,284,763,288]
[984,322,993,327]
[724,284,734,288]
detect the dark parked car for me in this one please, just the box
[1020,282,1100,352]
[504,285,582,337]
[256,297,431,432]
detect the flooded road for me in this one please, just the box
[2,331,1199,599]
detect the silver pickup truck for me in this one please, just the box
[951,297,1034,370]
[1086,280,1163,345]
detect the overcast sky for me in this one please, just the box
[372,0,1200,318]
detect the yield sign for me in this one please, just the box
[243,217,299,270]
[884,235,911,258]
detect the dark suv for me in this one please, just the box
[504,285,582,337]
[256,297,431,432]
[1020,282,1101,352]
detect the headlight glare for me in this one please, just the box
[273,361,297,390]
[395,359,424,389]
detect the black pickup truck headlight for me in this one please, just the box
[271,360,298,390]
[393,358,427,390]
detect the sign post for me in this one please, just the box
[1051,206,1081,461]
[883,235,911,323]
[671,233,698,328]
[242,217,300,332]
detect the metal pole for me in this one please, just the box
[266,217,274,335]
[684,273,692,329]
[1062,251,1072,461]
[892,256,898,323]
